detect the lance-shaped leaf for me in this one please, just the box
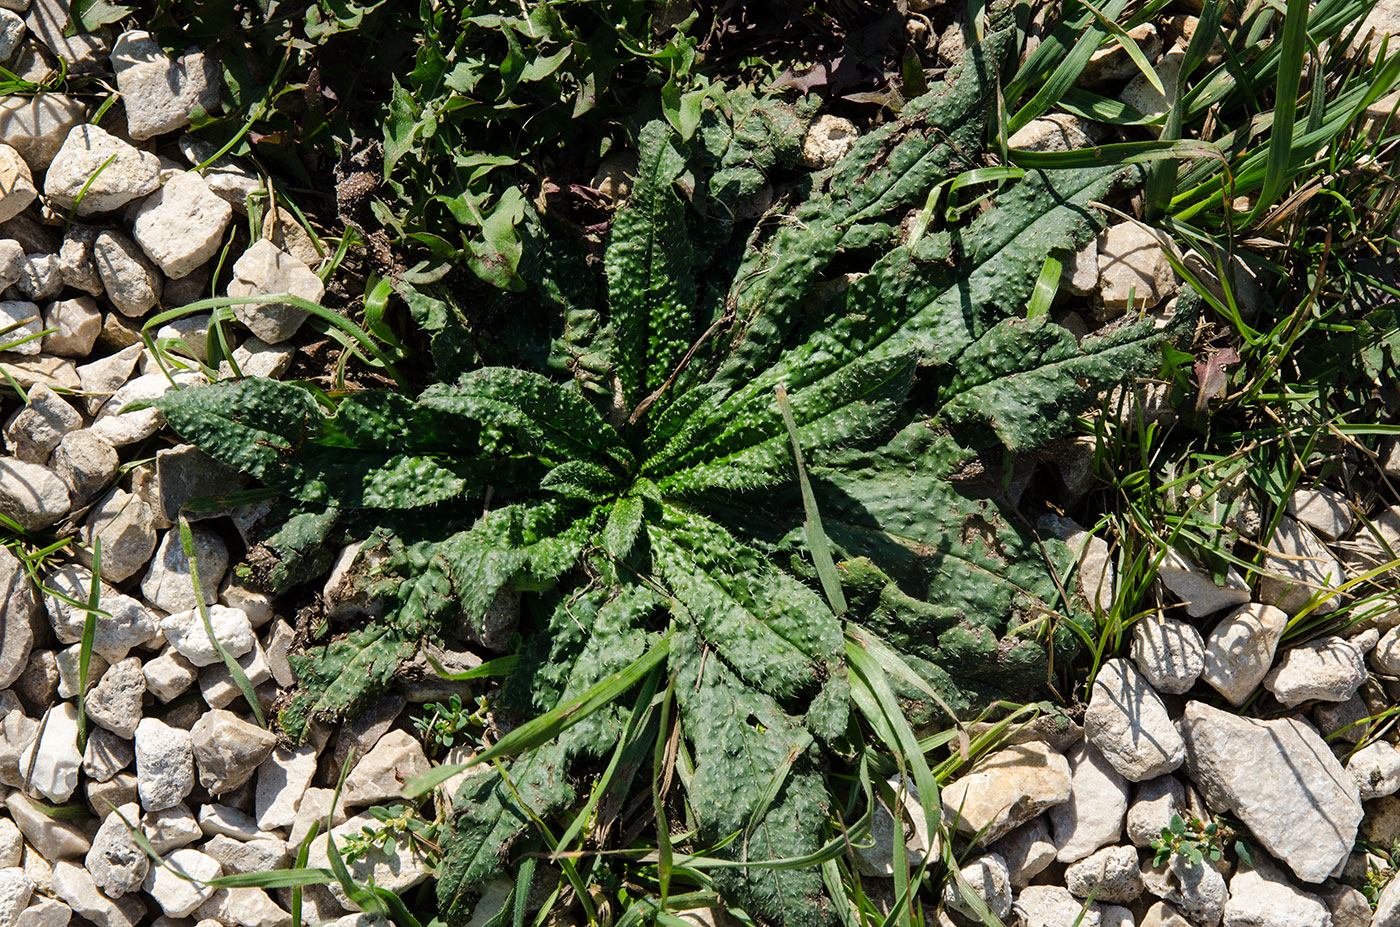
[604,120,697,410]
[935,314,1172,452]
[672,628,833,927]
[652,505,843,703]
[439,586,663,921]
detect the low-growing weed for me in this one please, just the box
[153,21,1182,924]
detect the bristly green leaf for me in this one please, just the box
[605,119,698,412]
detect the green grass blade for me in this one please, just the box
[178,517,267,727]
[75,539,100,753]
[775,384,847,616]
[1246,0,1311,224]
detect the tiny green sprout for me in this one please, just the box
[1150,812,1244,870]
[411,694,490,755]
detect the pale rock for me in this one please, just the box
[91,229,161,317]
[0,355,76,392]
[332,694,404,770]
[0,703,36,788]
[142,526,228,614]
[1374,625,1400,673]
[82,727,133,782]
[940,741,1071,844]
[142,803,202,854]
[255,744,318,831]
[84,488,158,582]
[153,444,245,525]
[55,230,103,299]
[143,848,220,918]
[92,371,210,447]
[202,835,287,875]
[43,126,160,216]
[52,643,105,699]
[1263,634,1369,707]
[85,771,138,818]
[342,729,431,807]
[19,701,81,802]
[1313,690,1370,743]
[86,802,147,897]
[132,171,232,278]
[195,888,290,927]
[852,775,935,877]
[0,867,29,927]
[1084,658,1185,782]
[1375,872,1400,927]
[305,814,429,910]
[148,315,211,370]
[16,849,47,907]
[1141,854,1226,927]
[76,342,141,414]
[1066,845,1143,903]
[10,254,60,301]
[0,302,39,357]
[265,619,295,688]
[0,544,38,689]
[1082,22,1161,83]
[1347,740,1400,799]
[196,803,261,841]
[85,657,145,738]
[1014,885,1101,927]
[1097,223,1178,316]
[226,239,323,343]
[0,819,18,868]
[162,603,252,668]
[190,709,276,795]
[111,32,219,141]
[4,386,80,462]
[12,650,55,713]
[22,0,109,74]
[1127,776,1187,847]
[134,717,195,811]
[1066,239,1099,295]
[220,336,294,380]
[49,429,116,503]
[4,793,87,860]
[1201,603,1288,706]
[43,564,159,660]
[1039,514,1116,613]
[1221,862,1330,927]
[143,648,198,702]
[1120,45,1185,131]
[12,899,68,927]
[177,138,264,213]
[1008,112,1094,152]
[1259,515,1344,615]
[0,144,34,224]
[1131,613,1205,695]
[1049,739,1130,863]
[199,640,271,709]
[1179,700,1362,883]
[286,786,348,850]
[50,862,141,927]
[1319,883,1368,927]
[1100,905,1135,927]
[220,581,274,629]
[798,114,857,168]
[0,242,18,290]
[1288,487,1352,541]
[941,853,1011,920]
[1362,0,1400,63]
[0,95,84,170]
[1156,549,1251,618]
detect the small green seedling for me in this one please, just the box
[1151,813,1253,869]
